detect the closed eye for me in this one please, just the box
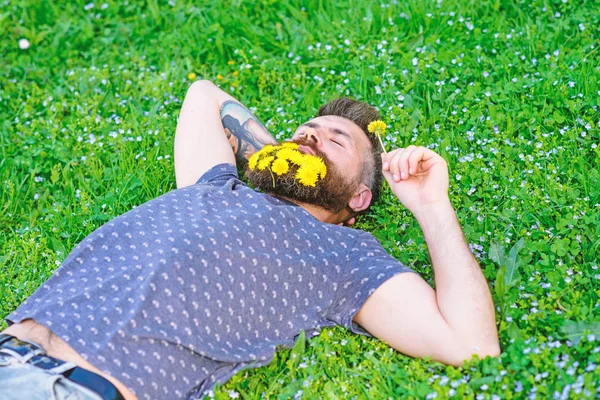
[331,139,343,147]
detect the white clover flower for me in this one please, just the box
[18,38,30,50]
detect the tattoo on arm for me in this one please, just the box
[220,100,277,167]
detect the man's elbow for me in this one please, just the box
[189,79,216,93]
[456,343,501,366]
[188,79,233,105]
[472,343,501,359]
[438,342,500,367]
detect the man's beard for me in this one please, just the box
[244,138,360,214]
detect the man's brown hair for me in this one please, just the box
[317,98,384,215]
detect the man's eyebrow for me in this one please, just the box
[300,122,354,143]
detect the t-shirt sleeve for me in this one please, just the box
[195,163,239,186]
[325,231,417,337]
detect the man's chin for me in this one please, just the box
[244,168,354,214]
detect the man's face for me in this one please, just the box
[291,115,371,186]
[244,116,372,214]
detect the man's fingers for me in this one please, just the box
[398,145,417,179]
[388,149,406,181]
[381,148,402,171]
[407,147,427,174]
[382,147,438,181]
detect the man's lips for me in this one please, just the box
[298,145,315,155]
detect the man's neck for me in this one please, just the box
[277,196,346,224]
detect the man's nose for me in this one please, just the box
[304,127,321,145]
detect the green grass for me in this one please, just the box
[1,0,599,398]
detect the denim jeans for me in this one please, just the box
[0,353,103,400]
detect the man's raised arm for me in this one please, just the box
[174,80,277,188]
[353,146,500,366]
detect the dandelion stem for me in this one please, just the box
[377,134,387,154]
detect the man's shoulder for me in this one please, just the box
[194,162,241,185]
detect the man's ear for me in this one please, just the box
[348,183,372,213]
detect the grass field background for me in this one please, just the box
[1,0,600,398]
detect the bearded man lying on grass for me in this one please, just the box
[1,80,500,400]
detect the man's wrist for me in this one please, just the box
[412,198,456,231]
[412,197,453,219]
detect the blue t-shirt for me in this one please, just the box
[7,163,415,399]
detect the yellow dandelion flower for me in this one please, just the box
[260,144,275,155]
[367,120,388,153]
[296,166,319,187]
[248,152,260,170]
[257,156,274,170]
[228,60,235,65]
[187,72,197,80]
[271,158,289,175]
[250,145,275,164]
[317,159,327,178]
[217,74,223,80]
[280,142,299,149]
[302,155,320,170]
[305,154,326,170]
[368,120,386,135]
[306,162,322,177]
[278,149,304,166]
[275,148,297,161]
[232,71,239,77]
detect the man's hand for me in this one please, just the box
[381,146,450,215]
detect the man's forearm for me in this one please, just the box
[218,99,278,167]
[414,200,500,357]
